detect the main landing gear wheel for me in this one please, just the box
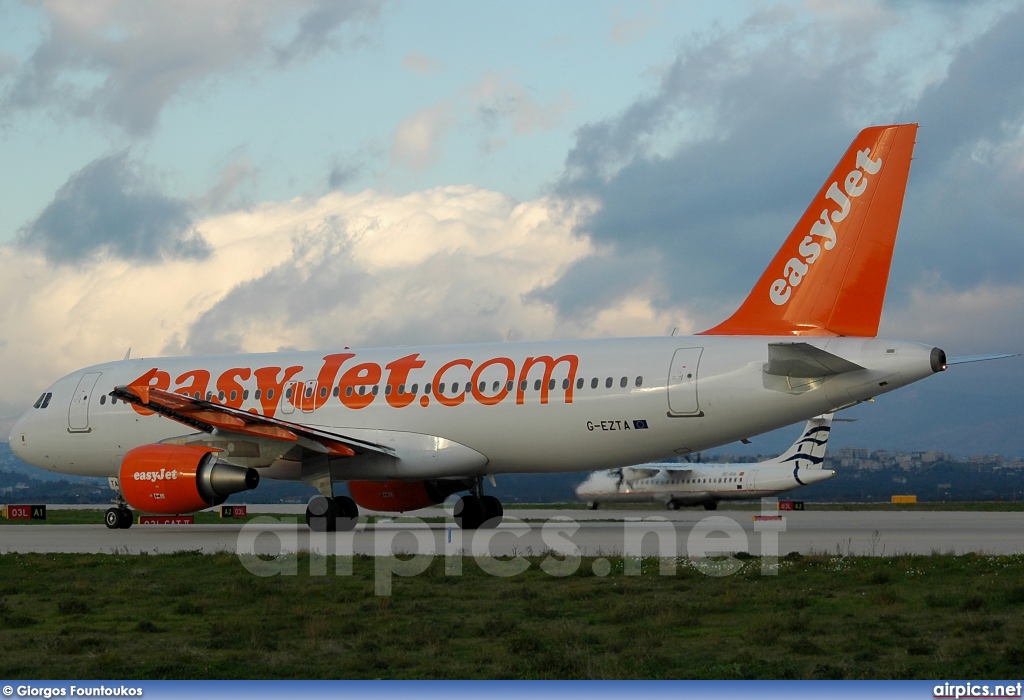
[667,500,681,511]
[306,495,336,532]
[105,507,133,529]
[480,495,503,529]
[703,502,718,511]
[332,495,359,532]
[306,495,360,532]
[454,495,484,530]
[455,493,505,530]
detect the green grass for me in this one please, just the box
[2,551,1024,679]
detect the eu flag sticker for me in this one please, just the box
[633,420,649,429]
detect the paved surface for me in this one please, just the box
[3,508,1024,557]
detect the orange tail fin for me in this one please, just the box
[700,124,918,337]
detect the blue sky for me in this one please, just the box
[1,0,1022,456]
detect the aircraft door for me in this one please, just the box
[281,381,299,415]
[667,347,703,416]
[68,372,102,433]
[301,380,317,414]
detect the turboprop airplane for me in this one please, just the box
[9,123,996,532]
[576,414,835,510]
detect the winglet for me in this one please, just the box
[700,124,918,337]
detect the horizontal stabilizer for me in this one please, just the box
[945,353,1017,366]
[765,342,865,378]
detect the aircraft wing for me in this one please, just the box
[765,342,865,378]
[620,466,666,481]
[110,385,392,458]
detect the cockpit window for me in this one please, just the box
[39,393,52,409]
[33,394,45,409]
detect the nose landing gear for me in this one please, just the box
[104,477,133,529]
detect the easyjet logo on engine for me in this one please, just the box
[127,352,580,418]
[769,147,883,306]
[133,469,180,482]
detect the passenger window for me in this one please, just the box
[100,395,106,405]
[284,387,292,399]
[358,386,366,396]
[333,386,339,397]
[398,384,405,395]
[605,377,612,388]
[452,382,460,393]
[346,386,353,397]
[230,390,237,401]
[520,381,528,391]
[255,389,262,400]
[480,381,487,392]
[372,386,379,396]
[243,390,250,400]
[438,383,446,394]
[219,391,226,401]
[591,378,598,389]
[620,377,627,388]
[548,379,555,391]
[576,378,584,390]
[465,384,472,394]
[562,378,569,390]
[267,389,275,400]
[111,396,118,405]
[534,380,541,391]
[492,381,499,392]
[411,384,419,395]
[635,376,643,387]
[506,381,514,392]
[320,386,328,398]
[425,383,432,395]
[385,385,393,396]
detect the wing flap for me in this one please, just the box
[111,385,391,458]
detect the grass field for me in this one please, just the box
[2,551,1024,679]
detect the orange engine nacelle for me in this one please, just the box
[119,444,259,515]
[348,479,471,513]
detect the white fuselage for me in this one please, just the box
[9,335,939,482]
[575,462,835,507]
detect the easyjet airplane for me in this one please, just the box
[7,124,997,531]
[576,414,835,510]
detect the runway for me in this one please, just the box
[3,508,1024,557]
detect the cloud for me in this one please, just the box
[390,73,574,168]
[391,101,455,169]
[17,152,209,264]
[472,73,574,136]
[2,0,385,136]
[0,185,693,416]
[544,2,1024,332]
[607,11,656,46]
[401,52,442,75]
